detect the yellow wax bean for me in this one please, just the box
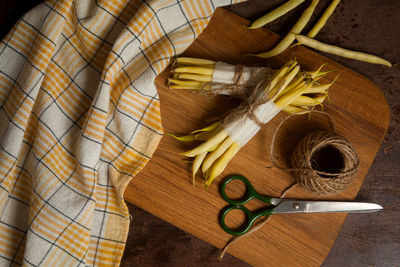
[267,59,297,93]
[303,75,338,94]
[169,85,205,90]
[295,34,392,67]
[168,78,203,87]
[289,0,320,34]
[275,82,313,109]
[181,129,228,157]
[254,0,320,58]
[311,69,336,80]
[271,65,300,100]
[168,133,197,142]
[308,63,326,78]
[201,136,234,174]
[205,143,240,188]
[248,0,305,29]
[176,57,216,66]
[314,94,328,104]
[254,33,296,58]
[193,131,215,141]
[169,131,213,142]
[275,77,306,100]
[174,66,215,75]
[290,95,319,106]
[307,0,341,38]
[192,152,207,187]
[303,83,330,94]
[177,73,213,82]
[190,121,221,134]
[283,105,309,114]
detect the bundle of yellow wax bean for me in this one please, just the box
[169,58,336,188]
[168,57,274,98]
[169,57,334,112]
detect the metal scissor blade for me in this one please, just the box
[272,200,383,214]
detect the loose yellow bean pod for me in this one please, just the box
[248,0,305,29]
[295,34,392,67]
[307,0,341,38]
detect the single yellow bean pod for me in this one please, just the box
[173,66,215,75]
[177,73,213,82]
[295,34,392,67]
[248,0,305,29]
[175,57,216,66]
[307,0,341,38]
[192,152,207,187]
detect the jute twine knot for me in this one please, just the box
[222,77,271,128]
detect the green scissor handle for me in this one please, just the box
[220,175,272,205]
[219,175,274,236]
[219,205,273,236]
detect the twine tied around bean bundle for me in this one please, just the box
[200,65,274,99]
[222,77,273,128]
[219,111,360,260]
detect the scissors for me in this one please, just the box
[219,175,383,236]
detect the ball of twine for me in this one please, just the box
[270,111,360,196]
[290,130,359,195]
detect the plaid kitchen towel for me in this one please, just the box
[0,0,245,265]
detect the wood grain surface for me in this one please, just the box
[124,8,389,266]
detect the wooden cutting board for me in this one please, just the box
[124,8,390,266]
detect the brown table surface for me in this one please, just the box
[2,1,399,266]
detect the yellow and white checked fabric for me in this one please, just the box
[0,0,245,265]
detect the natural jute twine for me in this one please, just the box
[270,111,359,195]
[219,111,360,260]
[289,130,359,195]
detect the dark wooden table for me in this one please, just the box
[2,1,399,266]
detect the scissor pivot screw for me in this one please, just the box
[293,203,300,210]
